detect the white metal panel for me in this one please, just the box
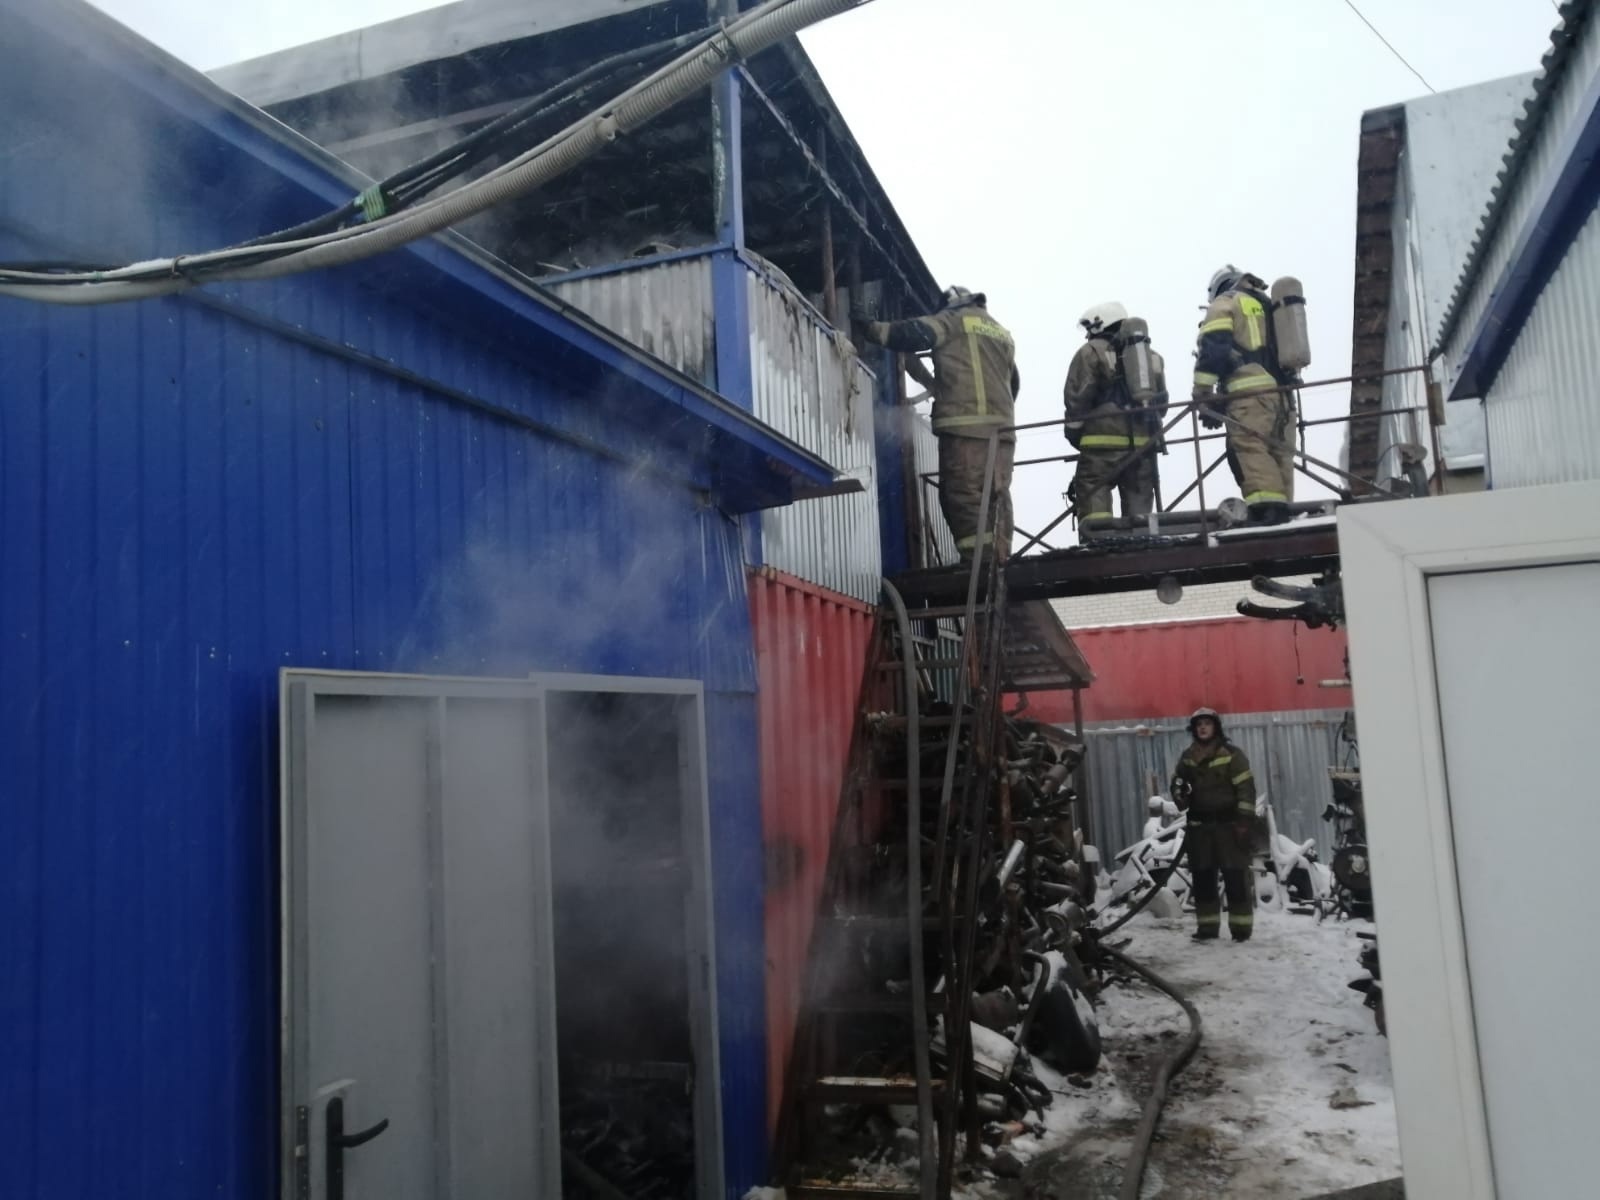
[910,410,957,566]
[1481,202,1600,487]
[1338,481,1600,1200]
[1445,22,1600,380]
[1429,562,1600,1198]
[545,257,717,387]
[748,268,883,600]
[1402,75,1537,344]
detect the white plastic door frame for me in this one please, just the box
[1338,481,1600,1200]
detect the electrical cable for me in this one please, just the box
[1100,943,1203,1200]
[1339,0,1436,94]
[233,29,705,252]
[0,0,872,305]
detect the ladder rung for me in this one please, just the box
[876,657,964,671]
[902,605,979,620]
[807,1076,940,1105]
[873,715,961,729]
[789,1183,922,1200]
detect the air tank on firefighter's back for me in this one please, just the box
[1118,316,1160,406]
[1271,276,1312,372]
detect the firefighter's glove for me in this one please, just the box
[1199,406,1225,431]
[1171,777,1192,807]
[1233,820,1254,846]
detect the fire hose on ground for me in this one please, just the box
[1099,943,1203,1200]
[1087,833,1202,1200]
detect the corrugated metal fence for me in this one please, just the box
[1080,709,1355,860]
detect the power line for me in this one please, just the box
[1340,0,1436,94]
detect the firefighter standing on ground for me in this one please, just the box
[1063,302,1167,528]
[1192,265,1308,524]
[855,288,1019,560]
[1171,707,1257,942]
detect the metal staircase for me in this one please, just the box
[776,457,1013,1200]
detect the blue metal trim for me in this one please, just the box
[711,247,755,413]
[1450,58,1600,400]
[535,244,721,285]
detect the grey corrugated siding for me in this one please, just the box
[911,410,958,565]
[1482,203,1600,486]
[748,269,884,601]
[1081,709,1353,860]
[547,257,886,600]
[545,257,717,386]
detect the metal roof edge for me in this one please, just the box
[1446,59,1600,399]
[7,0,842,502]
[1434,0,1599,355]
[208,0,677,108]
[772,38,941,305]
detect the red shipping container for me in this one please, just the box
[749,568,877,1133]
[1028,616,1349,725]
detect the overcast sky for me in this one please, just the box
[89,0,1559,540]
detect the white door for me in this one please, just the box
[279,674,561,1200]
[1340,480,1600,1200]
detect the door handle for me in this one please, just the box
[326,1096,390,1200]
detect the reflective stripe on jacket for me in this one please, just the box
[1173,740,1256,821]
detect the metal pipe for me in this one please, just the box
[880,579,937,1200]
[996,839,1026,891]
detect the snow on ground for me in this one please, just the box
[982,905,1400,1199]
[748,905,1400,1200]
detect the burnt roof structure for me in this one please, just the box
[212,0,940,314]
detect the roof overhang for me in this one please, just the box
[1447,59,1600,399]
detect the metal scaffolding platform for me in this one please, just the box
[894,522,1342,606]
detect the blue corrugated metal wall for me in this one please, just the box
[0,3,770,1196]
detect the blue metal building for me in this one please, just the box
[0,1,844,1196]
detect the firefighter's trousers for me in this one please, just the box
[934,435,1011,563]
[940,433,1014,560]
[1187,821,1254,941]
[1074,450,1156,521]
[1224,391,1296,505]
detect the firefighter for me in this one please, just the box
[1170,707,1257,942]
[1192,265,1295,524]
[1063,302,1166,529]
[854,288,1019,560]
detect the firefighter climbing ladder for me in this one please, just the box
[777,440,1012,1200]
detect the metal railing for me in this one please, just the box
[917,364,1439,560]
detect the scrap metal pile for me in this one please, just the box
[560,1063,696,1200]
[805,710,1110,1168]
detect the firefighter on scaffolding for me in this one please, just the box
[1063,302,1167,533]
[1192,266,1312,526]
[855,287,1018,561]
[1171,707,1257,942]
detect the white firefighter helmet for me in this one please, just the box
[1078,300,1128,336]
[941,285,986,310]
[1207,264,1244,299]
[1188,706,1224,738]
